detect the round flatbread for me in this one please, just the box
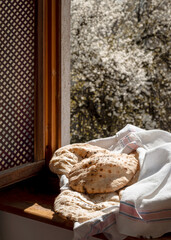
[54,189,119,223]
[68,152,139,194]
[49,143,110,176]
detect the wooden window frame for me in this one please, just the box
[0,0,70,189]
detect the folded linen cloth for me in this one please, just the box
[73,124,171,240]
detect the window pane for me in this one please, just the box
[70,0,171,143]
[0,0,36,171]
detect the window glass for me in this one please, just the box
[70,0,171,143]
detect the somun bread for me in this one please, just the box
[49,143,140,223]
[54,189,119,223]
[49,143,110,175]
[68,152,139,194]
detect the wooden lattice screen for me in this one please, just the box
[0,0,36,171]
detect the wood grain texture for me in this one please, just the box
[44,0,69,165]
[0,161,44,189]
[0,171,73,230]
[0,174,170,240]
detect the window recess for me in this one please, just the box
[44,0,70,165]
[0,0,70,188]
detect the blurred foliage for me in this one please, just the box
[70,0,171,143]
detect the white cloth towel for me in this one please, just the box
[73,124,171,240]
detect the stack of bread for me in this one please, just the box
[49,143,139,223]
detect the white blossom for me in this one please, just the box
[71,0,171,143]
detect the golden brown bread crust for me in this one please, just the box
[51,145,140,223]
[54,189,119,223]
[68,152,139,194]
[49,143,110,176]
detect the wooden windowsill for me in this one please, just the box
[0,170,170,240]
[0,169,73,230]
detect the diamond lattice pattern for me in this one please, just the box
[0,0,36,171]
